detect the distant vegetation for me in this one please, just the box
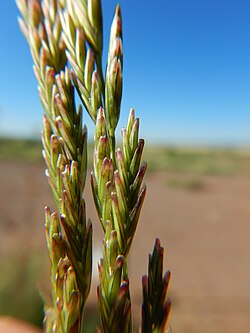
[144,145,250,176]
[1,138,250,177]
[0,138,42,162]
[0,251,44,327]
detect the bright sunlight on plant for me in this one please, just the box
[17,0,171,332]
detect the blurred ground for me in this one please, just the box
[0,140,250,332]
[0,317,41,333]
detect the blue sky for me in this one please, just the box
[0,0,249,145]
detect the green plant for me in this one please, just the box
[17,0,171,332]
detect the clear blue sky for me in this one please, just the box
[0,0,249,146]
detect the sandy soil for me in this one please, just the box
[0,317,41,333]
[0,160,250,333]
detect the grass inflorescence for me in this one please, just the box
[15,0,228,331]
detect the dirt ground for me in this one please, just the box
[0,160,250,333]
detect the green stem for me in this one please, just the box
[96,53,105,103]
[109,131,116,169]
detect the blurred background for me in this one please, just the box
[0,0,250,332]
